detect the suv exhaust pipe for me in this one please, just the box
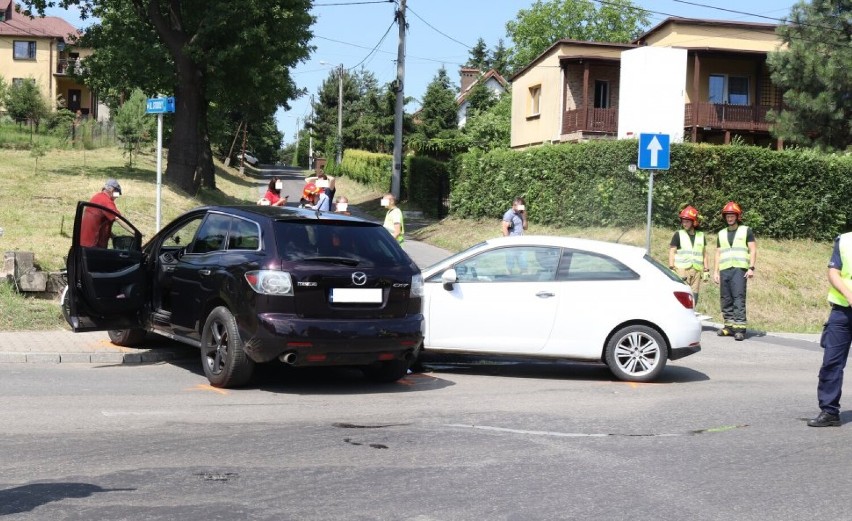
[279,352,297,365]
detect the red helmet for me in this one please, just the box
[678,205,699,224]
[302,182,319,198]
[721,201,742,216]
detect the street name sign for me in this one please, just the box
[146,97,175,114]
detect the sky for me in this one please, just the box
[46,0,796,143]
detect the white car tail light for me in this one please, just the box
[410,273,423,297]
[245,270,294,296]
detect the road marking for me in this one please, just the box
[447,424,690,438]
[186,384,230,395]
[101,410,175,417]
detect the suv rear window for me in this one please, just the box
[274,221,409,267]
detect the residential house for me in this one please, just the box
[456,67,508,127]
[510,18,784,149]
[0,0,103,119]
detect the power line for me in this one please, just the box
[314,34,466,66]
[406,5,472,50]
[672,1,792,23]
[672,0,846,35]
[313,0,394,6]
[349,18,396,70]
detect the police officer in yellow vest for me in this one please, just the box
[668,206,709,307]
[713,201,756,341]
[808,232,852,427]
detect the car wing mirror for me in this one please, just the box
[441,268,457,290]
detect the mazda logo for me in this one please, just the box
[352,272,367,286]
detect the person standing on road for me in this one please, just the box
[382,193,404,244]
[668,206,709,306]
[501,197,528,237]
[808,231,852,427]
[713,201,756,341]
[80,179,122,248]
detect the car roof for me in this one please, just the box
[194,205,376,224]
[481,235,648,258]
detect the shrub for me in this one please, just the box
[450,141,852,240]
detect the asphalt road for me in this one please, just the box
[1,329,850,521]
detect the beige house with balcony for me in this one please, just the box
[511,18,785,149]
[0,0,102,118]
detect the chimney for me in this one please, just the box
[459,67,480,94]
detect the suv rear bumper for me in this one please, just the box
[241,313,424,364]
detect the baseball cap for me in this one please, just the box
[104,179,122,195]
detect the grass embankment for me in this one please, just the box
[0,146,832,333]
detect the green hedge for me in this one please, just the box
[405,155,449,217]
[335,149,393,191]
[450,141,852,240]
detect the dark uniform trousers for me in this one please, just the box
[818,304,852,415]
[720,267,748,326]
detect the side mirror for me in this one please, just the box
[441,268,457,290]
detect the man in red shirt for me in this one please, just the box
[80,179,122,248]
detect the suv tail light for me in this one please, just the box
[673,291,694,309]
[245,270,294,296]
[410,273,423,298]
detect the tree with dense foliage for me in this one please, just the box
[464,82,498,115]
[4,78,49,139]
[0,76,8,111]
[466,38,490,70]
[489,39,511,76]
[410,67,464,159]
[767,0,852,151]
[309,67,359,162]
[505,0,650,71]
[463,90,511,152]
[22,0,313,194]
[113,88,155,166]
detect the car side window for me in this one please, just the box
[227,217,260,251]
[190,213,231,254]
[454,246,561,282]
[560,250,638,281]
[162,216,203,249]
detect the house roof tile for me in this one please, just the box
[0,1,78,39]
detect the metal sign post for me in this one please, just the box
[637,133,671,253]
[146,97,175,231]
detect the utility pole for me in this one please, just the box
[337,64,344,165]
[391,0,407,200]
[293,117,300,167]
[308,94,314,170]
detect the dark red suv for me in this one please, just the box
[65,203,424,388]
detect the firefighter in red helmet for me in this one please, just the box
[668,205,709,307]
[713,201,757,341]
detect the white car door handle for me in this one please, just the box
[535,291,555,298]
[198,269,211,276]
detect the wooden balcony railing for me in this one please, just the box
[684,102,777,132]
[561,103,778,137]
[562,107,618,134]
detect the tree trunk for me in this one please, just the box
[166,54,213,194]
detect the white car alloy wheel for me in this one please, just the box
[605,325,668,382]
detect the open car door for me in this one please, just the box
[66,201,146,332]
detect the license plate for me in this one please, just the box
[330,288,382,303]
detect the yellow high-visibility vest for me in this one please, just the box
[828,232,852,307]
[674,230,705,270]
[718,225,750,270]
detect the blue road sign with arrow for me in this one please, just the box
[638,133,670,170]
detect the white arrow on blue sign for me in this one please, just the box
[637,133,670,170]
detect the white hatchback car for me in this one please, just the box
[420,236,701,382]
